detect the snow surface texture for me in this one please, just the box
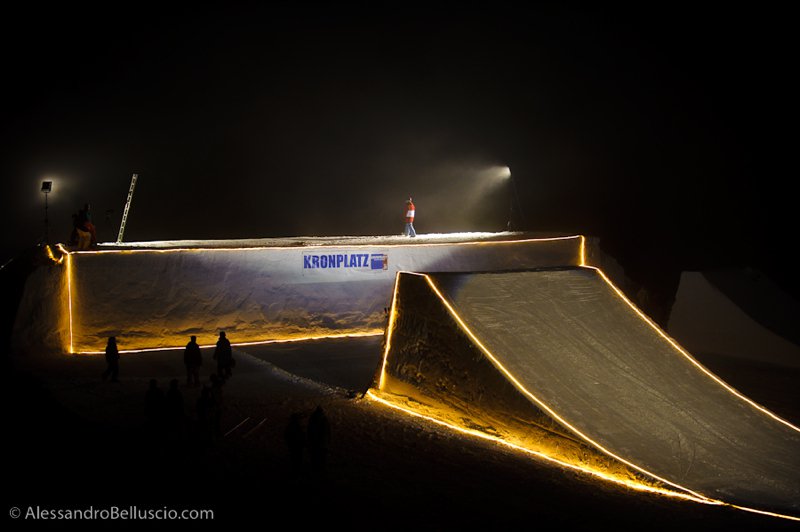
[12,233,583,353]
[377,269,800,516]
[96,232,529,249]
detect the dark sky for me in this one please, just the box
[1,2,796,293]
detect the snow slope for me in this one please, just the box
[668,270,800,368]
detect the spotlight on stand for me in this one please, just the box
[41,180,53,244]
[498,166,524,231]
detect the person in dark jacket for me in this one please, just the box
[184,335,202,387]
[196,385,213,446]
[144,379,165,434]
[284,413,306,479]
[101,336,120,382]
[307,405,331,478]
[209,374,224,441]
[165,378,185,430]
[212,331,234,379]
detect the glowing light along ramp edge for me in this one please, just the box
[370,268,800,521]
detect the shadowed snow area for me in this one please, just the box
[7,332,799,528]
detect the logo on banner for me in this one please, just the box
[303,252,388,271]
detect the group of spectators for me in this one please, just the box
[101,331,330,477]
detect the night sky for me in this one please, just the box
[2,3,796,295]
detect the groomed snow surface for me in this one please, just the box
[6,335,799,529]
[5,236,799,528]
[96,231,530,249]
[21,232,583,353]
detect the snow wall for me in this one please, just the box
[668,271,800,369]
[13,235,583,353]
[10,258,71,355]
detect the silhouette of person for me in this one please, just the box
[196,385,213,446]
[184,335,202,387]
[144,379,166,434]
[209,374,224,440]
[307,406,331,478]
[284,413,306,478]
[165,378,185,432]
[101,336,120,382]
[213,331,234,379]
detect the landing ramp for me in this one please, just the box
[376,268,800,516]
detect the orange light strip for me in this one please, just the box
[367,391,800,521]
[585,265,800,434]
[66,253,74,354]
[51,244,74,353]
[416,273,710,499]
[44,244,64,264]
[729,505,800,522]
[75,330,384,355]
[378,273,402,390]
[365,390,716,504]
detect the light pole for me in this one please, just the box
[41,181,52,244]
[499,166,524,231]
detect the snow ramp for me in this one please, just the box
[371,268,800,518]
[668,269,800,369]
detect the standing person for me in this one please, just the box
[164,378,185,449]
[307,405,331,478]
[101,336,120,382]
[209,374,224,441]
[212,331,234,379]
[403,197,416,237]
[184,335,202,387]
[284,413,306,479]
[165,379,185,430]
[76,203,97,248]
[144,379,166,435]
[196,385,213,446]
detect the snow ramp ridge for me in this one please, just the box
[369,268,800,519]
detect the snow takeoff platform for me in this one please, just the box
[13,233,583,353]
[370,269,800,520]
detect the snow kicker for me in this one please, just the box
[371,269,800,519]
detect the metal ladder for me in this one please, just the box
[116,173,138,244]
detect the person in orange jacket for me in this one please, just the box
[403,197,416,237]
